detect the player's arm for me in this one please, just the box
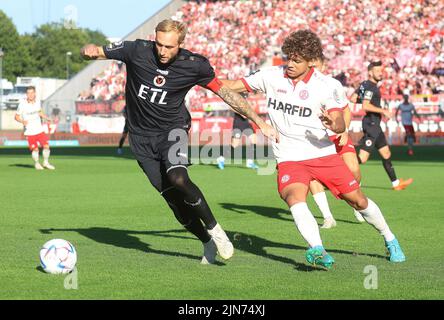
[80,44,107,60]
[319,109,346,134]
[362,99,391,118]
[39,110,51,122]
[212,84,279,142]
[412,105,420,118]
[336,105,352,146]
[14,103,27,126]
[220,79,249,93]
[14,113,26,125]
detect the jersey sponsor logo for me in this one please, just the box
[277,89,287,94]
[138,84,168,104]
[268,98,312,117]
[156,69,169,75]
[299,89,309,100]
[281,174,290,183]
[154,75,166,87]
[106,41,124,51]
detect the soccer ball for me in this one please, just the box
[39,239,77,274]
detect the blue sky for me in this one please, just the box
[0,0,172,39]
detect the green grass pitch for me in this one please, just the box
[0,146,443,299]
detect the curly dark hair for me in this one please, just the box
[282,30,324,62]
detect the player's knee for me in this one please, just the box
[354,195,368,211]
[359,156,368,164]
[168,170,191,190]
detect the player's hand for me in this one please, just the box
[337,131,349,147]
[259,123,280,143]
[23,120,28,126]
[318,108,334,130]
[383,109,391,118]
[81,44,99,60]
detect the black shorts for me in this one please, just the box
[232,115,254,138]
[129,130,190,171]
[359,122,388,152]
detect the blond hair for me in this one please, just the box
[155,19,187,44]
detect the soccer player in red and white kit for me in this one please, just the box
[222,30,405,268]
[14,86,55,170]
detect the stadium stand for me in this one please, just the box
[44,0,444,140]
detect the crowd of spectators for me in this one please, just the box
[77,62,126,101]
[79,0,444,104]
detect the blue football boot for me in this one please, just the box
[385,238,406,262]
[305,245,335,269]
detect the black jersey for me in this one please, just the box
[355,80,382,124]
[103,40,216,136]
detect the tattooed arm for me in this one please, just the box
[215,85,279,142]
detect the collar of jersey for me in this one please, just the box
[283,67,314,86]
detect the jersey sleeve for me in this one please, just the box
[16,100,24,116]
[362,86,374,101]
[241,69,266,93]
[324,80,349,113]
[196,58,217,88]
[102,41,135,63]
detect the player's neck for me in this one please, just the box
[369,77,379,85]
[286,67,311,82]
[27,98,36,104]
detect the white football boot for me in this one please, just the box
[320,217,337,229]
[35,162,44,170]
[43,162,55,170]
[207,223,234,260]
[201,238,217,265]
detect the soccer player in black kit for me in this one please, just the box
[81,19,278,264]
[350,61,413,190]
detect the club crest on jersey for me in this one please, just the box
[281,175,290,183]
[365,139,373,147]
[299,90,309,100]
[154,75,166,87]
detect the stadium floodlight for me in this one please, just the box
[66,51,72,79]
[0,48,4,130]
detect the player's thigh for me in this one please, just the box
[160,129,190,173]
[309,180,325,195]
[280,183,309,207]
[341,152,361,181]
[137,158,161,191]
[277,161,312,206]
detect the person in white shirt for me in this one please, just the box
[222,30,405,268]
[14,86,55,170]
